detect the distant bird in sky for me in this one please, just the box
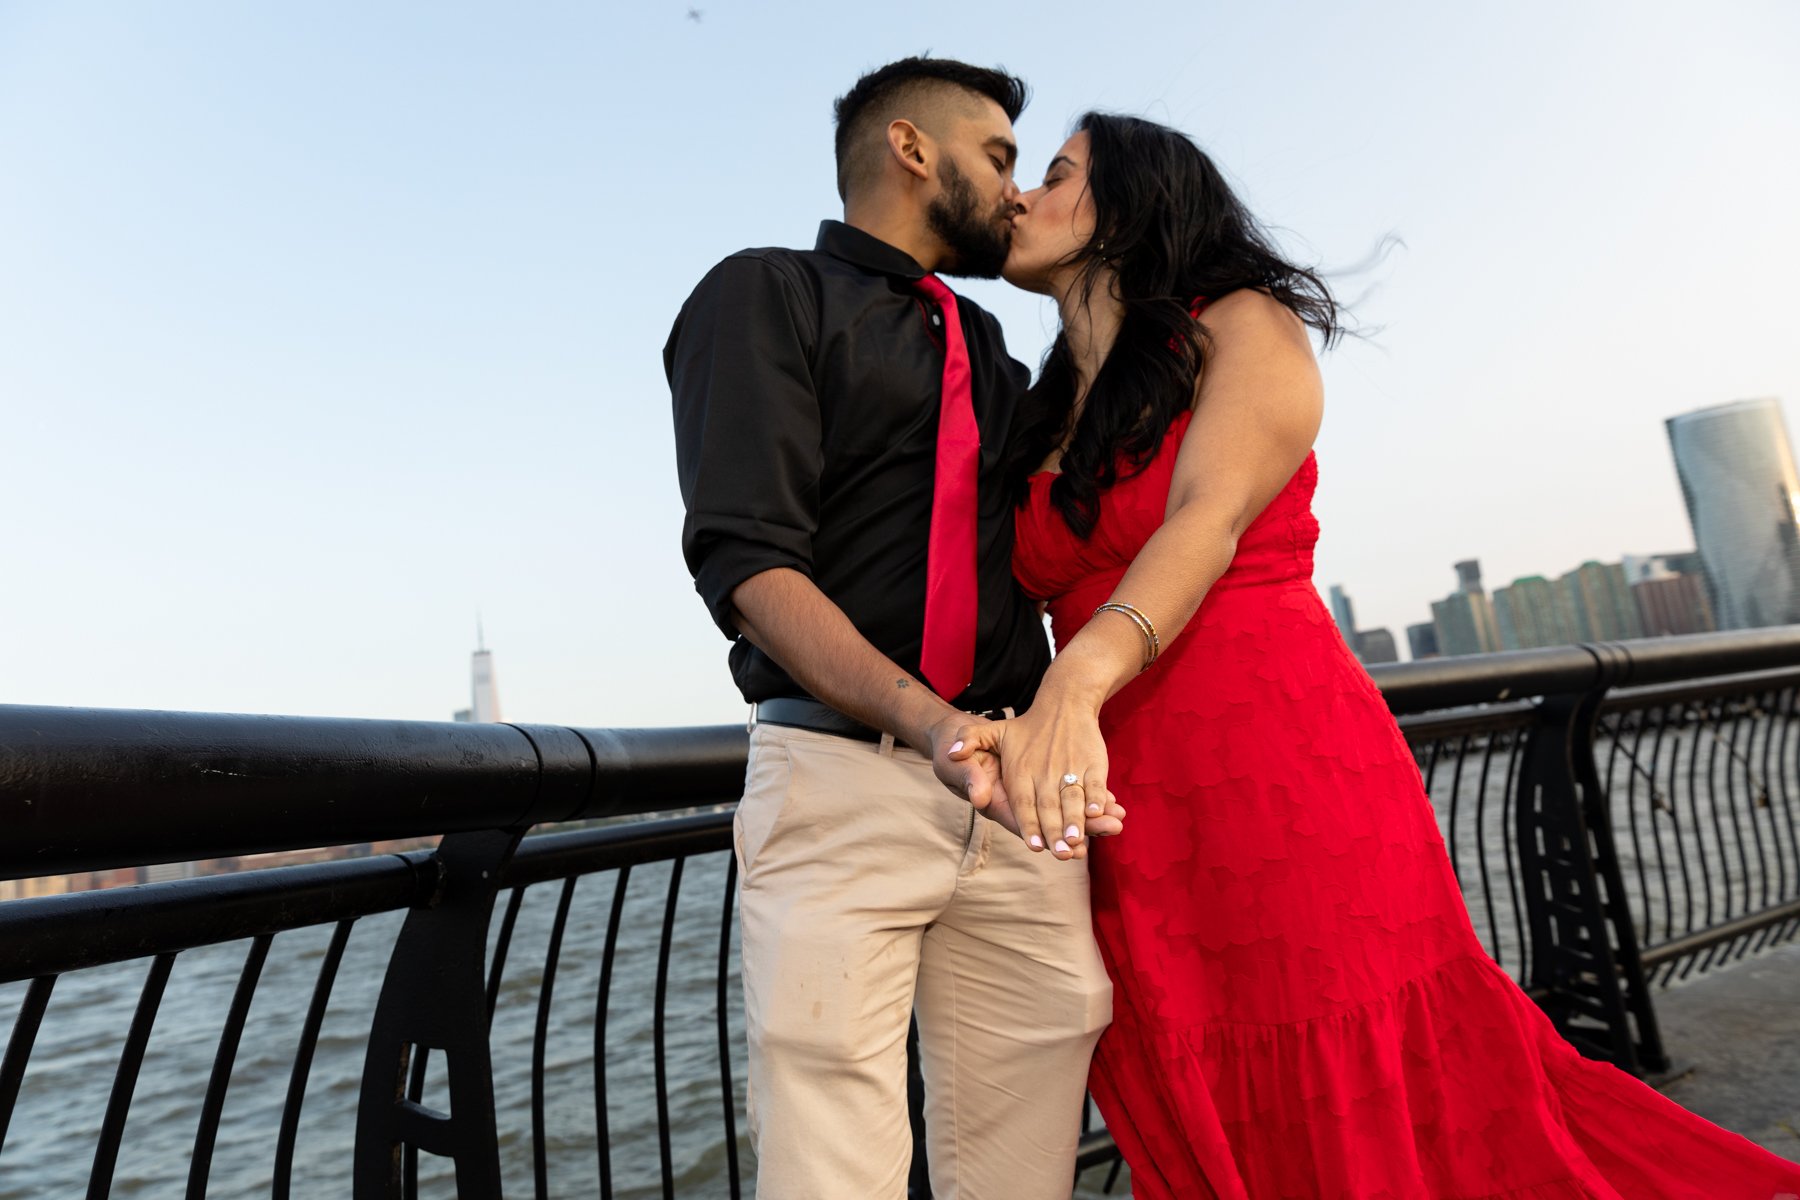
[686,7,703,22]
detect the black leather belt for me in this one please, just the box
[755,697,1013,744]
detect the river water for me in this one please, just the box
[1,717,1791,1198]
[0,850,1128,1199]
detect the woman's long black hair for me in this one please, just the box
[1015,112,1342,538]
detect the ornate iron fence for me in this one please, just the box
[3,628,1800,1197]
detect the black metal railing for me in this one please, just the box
[1374,632,1800,1074]
[1596,674,1800,979]
[4,627,1800,1198]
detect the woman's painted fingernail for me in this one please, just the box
[1029,835,1044,849]
[1065,824,1080,841]
[950,741,963,753]
[1088,802,1102,814]
[1054,840,1071,855]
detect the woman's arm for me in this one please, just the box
[1053,289,1323,703]
[954,289,1324,856]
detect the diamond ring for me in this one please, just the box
[1061,773,1081,787]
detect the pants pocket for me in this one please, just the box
[734,729,795,886]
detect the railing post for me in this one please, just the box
[354,828,521,1199]
[1514,644,1668,1074]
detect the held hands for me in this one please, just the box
[941,704,1125,861]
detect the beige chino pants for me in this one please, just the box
[735,720,1112,1199]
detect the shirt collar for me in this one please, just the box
[815,220,927,280]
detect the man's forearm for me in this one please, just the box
[730,567,961,753]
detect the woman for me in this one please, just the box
[952,112,1800,1198]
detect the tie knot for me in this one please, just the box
[913,273,955,306]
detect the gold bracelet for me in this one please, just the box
[1093,601,1160,671]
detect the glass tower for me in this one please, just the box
[1666,398,1800,630]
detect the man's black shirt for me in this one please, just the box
[664,220,1050,710]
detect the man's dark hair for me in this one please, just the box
[832,56,1028,202]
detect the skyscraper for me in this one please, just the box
[1634,572,1716,637]
[471,644,501,723]
[1328,584,1357,645]
[1432,595,1496,656]
[1491,576,1575,650]
[1355,628,1399,665]
[1406,622,1440,660]
[1621,554,1715,637]
[1558,561,1644,642]
[1667,397,1800,629]
[1431,560,1501,657]
[1454,560,1485,594]
[452,621,503,723]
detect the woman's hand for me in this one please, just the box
[947,700,1124,860]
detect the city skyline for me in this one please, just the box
[1335,397,1783,661]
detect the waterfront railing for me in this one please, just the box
[2,627,1799,1197]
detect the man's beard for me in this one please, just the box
[927,157,1013,279]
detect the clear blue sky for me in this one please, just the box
[2,2,1796,727]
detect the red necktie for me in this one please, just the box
[912,274,979,700]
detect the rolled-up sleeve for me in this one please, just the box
[664,254,822,639]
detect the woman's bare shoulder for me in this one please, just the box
[1202,288,1312,349]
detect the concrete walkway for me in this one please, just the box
[1651,939,1800,1161]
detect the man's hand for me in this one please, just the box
[957,748,1024,839]
[929,713,1011,818]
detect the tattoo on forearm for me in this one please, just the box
[895,678,911,689]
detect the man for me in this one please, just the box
[665,57,1117,1199]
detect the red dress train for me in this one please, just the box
[1012,410,1800,1198]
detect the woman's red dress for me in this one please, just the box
[1012,410,1800,1198]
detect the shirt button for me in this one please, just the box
[930,313,943,326]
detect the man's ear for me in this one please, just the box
[885,118,931,183]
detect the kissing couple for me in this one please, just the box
[665,54,1800,1200]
